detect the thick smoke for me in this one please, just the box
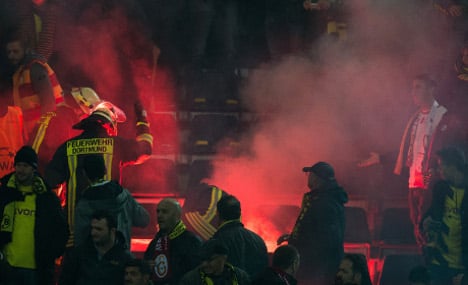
[206,0,458,250]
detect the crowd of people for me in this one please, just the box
[0,0,468,285]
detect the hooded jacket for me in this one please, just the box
[74,180,150,248]
[289,181,348,275]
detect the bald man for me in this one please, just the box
[143,198,202,285]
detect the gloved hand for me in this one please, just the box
[134,100,147,123]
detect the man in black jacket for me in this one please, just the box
[252,244,300,285]
[212,194,269,280]
[0,146,68,285]
[59,209,134,285]
[144,198,202,285]
[278,161,348,285]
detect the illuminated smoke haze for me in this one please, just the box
[206,0,457,250]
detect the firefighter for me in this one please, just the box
[45,99,153,247]
[29,87,101,173]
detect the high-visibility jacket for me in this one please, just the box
[12,58,63,123]
[0,107,26,178]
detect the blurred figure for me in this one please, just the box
[0,93,27,178]
[143,198,202,285]
[179,239,251,285]
[334,253,372,285]
[0,146,68,285]
[74,154,150,248]
[212,194,269,279]
[278,161,348,285]
[421,146,468,285]
[59,209,134,285]
[252,244,300,285]
[359,74,465,245]
[13,0,61,61]
[5,32,63,136]
[187,0,238,69]
[182,183,227,241]
[408,265,431,285]
[45,100,152,247]
[124,259,152,285]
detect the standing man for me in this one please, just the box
[0,146,68,285]
[144,198,202,285]
[359,74,465,244]
[334,254,373,285]
[278,161,348,285]
[45,100,153,247]
[5,33,63,135]
[59,209,134,285]
[252,244,300,285]
[421,146,468,285]
[212,194,269,279]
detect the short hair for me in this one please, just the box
[437,146,466,172]
[83,154,107,181]
[125,259,152,276]
[342,254,372,285]
[91,209,117,230]
[217,194,241,220]
[272,245,299,269]
[408,265,431,284]
[413,73,437,89]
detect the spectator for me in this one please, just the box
[124,259,153,285]
[143,198,202,285]
[421,146,468,285]
[212,194,269,279]
[179,239,251,285]
[59,209,134,285]
[334,253,372,285]
[0,146,68,285]
[14,0,61,61]
[408,265,431,285]
[359,74,465,245]
[74,154,150,248]
[252,244,300,285]
[45,100,152,247]
[5,32,63,136]
[278,161,348,285]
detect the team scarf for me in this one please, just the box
[150,220,186,282]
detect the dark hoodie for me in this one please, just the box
[74,180,150,248]
[288,181,348,281]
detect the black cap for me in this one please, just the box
[303,161,335,181]
[14,146,38,169]
[200,239,228,261]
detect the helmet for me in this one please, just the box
[92,101,126,123]
[71,87,102,115]
[73,100,126,136]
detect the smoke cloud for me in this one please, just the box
[206,0,458,250]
